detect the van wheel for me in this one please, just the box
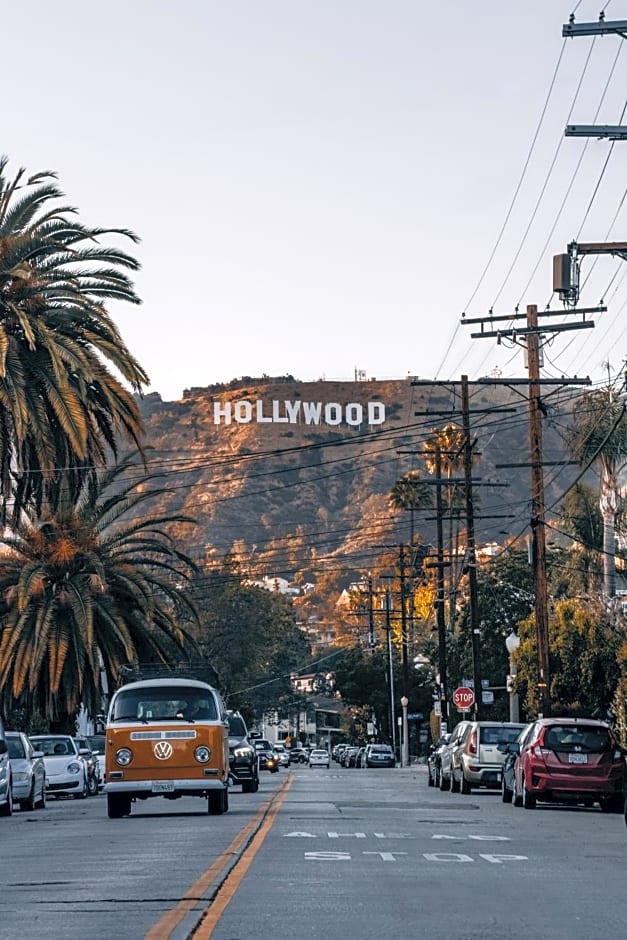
[107,793,131,818]
[208,787,228,815]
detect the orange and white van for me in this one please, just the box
[105,677,229,819]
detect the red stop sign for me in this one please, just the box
[452,686,475,710]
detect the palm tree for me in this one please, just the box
[388,471,433,547]
[0,156,149,522]
[566,386,627,598]
[0,454,199,731]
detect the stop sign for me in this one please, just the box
[452,686,475,710]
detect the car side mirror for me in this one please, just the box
[32,750,44,759]
[0,741,6,755]
[79,748,91,756]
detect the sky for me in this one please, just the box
[4,1,627,401]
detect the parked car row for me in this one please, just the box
[429,717,625,814]
[0,719,105,816]
[332,743,396,768]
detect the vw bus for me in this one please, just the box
[105,678,230,819]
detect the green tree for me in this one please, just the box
[0,157,148,522]
[565,386,627,597]
[552,483,604,595]
[0,455,198,731]
[190,562,312,721]
[514,597,620,719]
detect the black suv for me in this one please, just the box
[227,711,259,793]
[254,739,279,773]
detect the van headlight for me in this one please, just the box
[116,748,133,766]
[195,746,211,763]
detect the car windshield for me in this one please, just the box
[255,740,272,750]
[544,725,612,752]
[111,687,218,722]
[31,736,78,757]
[7,736,25,759]
[228,715,247,737]
[480,726,524,745]
[86,735,105,753]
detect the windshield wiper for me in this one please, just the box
[113,715,148,724]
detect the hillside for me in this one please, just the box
[133,376,583,582]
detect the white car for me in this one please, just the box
[6,732,46,811]
[30,735,89,800]
[273,743,290,768]
[308,748,330,768]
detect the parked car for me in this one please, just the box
[332,744,348,764]
[227,711,260,793]
[30,734,89,799]
[363,744,395,768]
[451,721,527,793]
[0,718,12,817]
[501,728,528,803]
[510,717,625,811]
[309,748,330,768]
[6,732,46,811]
[254,739,279,773]
[355,746,367,767]
[342,746,360,767]
[427,734,450,787]
[439,721,472,791]
[73,736,100,795]
[273,742,290,767]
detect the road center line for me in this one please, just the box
[144,778,292,940]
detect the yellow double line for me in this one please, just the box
[145,775,292,940]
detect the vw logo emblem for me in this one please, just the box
[154,741,173,760]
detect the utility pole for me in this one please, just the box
[526,306,551,718]
[399,544,408,692]
[461,375,482,719]
[367,574,375,651]
[385,588,397,758]
[434,442,448,730]
[462,305,600,718]
[563,16,627,139]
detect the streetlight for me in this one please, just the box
[505,632,521,723]
[400,695,409,767]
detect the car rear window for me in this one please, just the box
[370,745,393,754]
[479,726,523,745]
[544,725,612,752]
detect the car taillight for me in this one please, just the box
[532,746,551,758]
[468,731,477,755]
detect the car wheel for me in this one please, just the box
[522,776,536,809]
[0,787,13,817]
[21,781,37,812]
[434,767,440,788]
[242,778,259,794]
[439,769,450,792]
[428,768,435,788]
[87,774,98,797]
[501,775,513,804]
[513,775,523,808]
[74,776,89,800]
[600,794,623,813]
[460,774,471,795]
[36,785,46,810]
[450,770,460,794]
[107,793,131,818]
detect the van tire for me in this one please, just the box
[107,793,131,818]
[208,787,228,815]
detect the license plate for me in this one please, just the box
[152,780,175,792]
[568,753,588,764]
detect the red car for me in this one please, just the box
[512,717,624,812]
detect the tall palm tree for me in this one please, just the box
[0,455,199,730]
[0,156,149,522]
[388,471,433,547]
[566,386,627,598]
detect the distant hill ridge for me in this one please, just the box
[136,377,579,579]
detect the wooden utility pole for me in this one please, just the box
[399,544,408,692]
[434,443,449,729]
[461,375,482,719]
[526,305,551,717]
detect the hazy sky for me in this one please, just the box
[4,1,626,401]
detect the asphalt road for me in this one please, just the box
[1,763,626,939]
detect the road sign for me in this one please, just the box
[452,686,475,710]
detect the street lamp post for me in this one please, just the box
[505,632,521,723]
[400,695,409,767]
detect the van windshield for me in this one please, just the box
[111,687,218,722]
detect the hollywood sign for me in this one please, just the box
[212,399,386,427]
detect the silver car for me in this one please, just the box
[30,735,89,800]
[6,732,46,811]
[0,719,12,817]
